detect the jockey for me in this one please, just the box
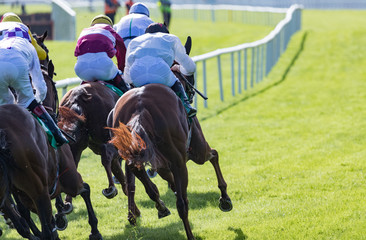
[0,12,68,146]
[0,12,47,61]
[74,14,130,93]
[114,2,154,48]
[124,23,197,117]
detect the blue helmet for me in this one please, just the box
[129,3,150,17]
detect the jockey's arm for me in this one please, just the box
[173,36,196,76]
[28,43,47,102]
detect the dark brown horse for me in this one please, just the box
[108,80,232,239]
[0,32,101,240]
[0,104,102,240]
[58,82,128,202]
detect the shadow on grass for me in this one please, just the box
[104,221,193,240]
[228,226,248,240]
[137,190,223,210]
[200,31,308,122]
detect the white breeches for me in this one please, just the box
[129,56,177,87]
[74,52,119,82]
[0,49,36,108]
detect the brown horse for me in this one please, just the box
[108,80,232,239]
[0,104,102,240]
[58,82,128,202]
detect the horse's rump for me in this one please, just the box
[59,82,119,142]
[109,83,189,169]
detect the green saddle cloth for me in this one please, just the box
[104,83,124,97]
[32,114,58,149]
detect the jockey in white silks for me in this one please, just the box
[74,14,130,93]
[0,12,68,146]
[124,23,197,117]
[114,2,154,48]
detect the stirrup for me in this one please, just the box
[187,107,197,118]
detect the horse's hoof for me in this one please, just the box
[158,208,171,219]
[102,186,118,199]
[147,168,157,178]
[62,202,73,215]
[219,197,233,212]
[128,215,137,226]
[55,213,68,231]
[89,232,103,240]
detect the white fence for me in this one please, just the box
[55,4,302,108]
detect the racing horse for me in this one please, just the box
[108,83,192,238]
[108,80,232,239]
[0,104,102,240]
[0,32,102,239]
[57,82,128,203]
[107,38,232,235]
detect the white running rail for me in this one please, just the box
[55,4,303,107]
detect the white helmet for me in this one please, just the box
[129,2,150,17]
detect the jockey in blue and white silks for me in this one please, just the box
[0,12,68,146]
[114,2,154,48]
[124,23,197,117]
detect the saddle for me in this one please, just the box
[81,80,124,97]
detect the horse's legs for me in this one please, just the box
[79,182,102,240]
[157,168,176,193]
[111,155,127,196]
[34,191,59,240]
[190,119,232,212]
[101,143,118,199]
[65,148,83,206]
[1,196,36,239]
[125,163,140,225]
[128,164,170,224]
[170,161,195,240]
[12,194,42,237]
[54,195,69,231]
[208,149,232,211]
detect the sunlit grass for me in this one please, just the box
[1,7,366,240]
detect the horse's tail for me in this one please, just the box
[108,122,148,169]
[0,129,11,207]
[58,106,86,133]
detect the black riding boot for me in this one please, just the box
[107,73,130,93]
[27,100,68,146]
[171,81,197,118]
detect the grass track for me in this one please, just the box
[1,7,366,240]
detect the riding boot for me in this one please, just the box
[107,73,130,93]
[171,81,197,118]
[27,100,69,146]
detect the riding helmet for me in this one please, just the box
[90,14,113,27]
[145,23,169,34]
[1,12,22,23]
[129,2,150,17]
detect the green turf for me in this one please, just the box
[1,7,366,240]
